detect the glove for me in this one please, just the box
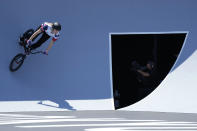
[43,50,48,55]
[26,40,32,47]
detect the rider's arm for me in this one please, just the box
[29,28,42,41]
[46,40,54,52]
[29,23,48,42]
[137,70,150,77]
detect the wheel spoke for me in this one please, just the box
[15,57,22,64]
[10,54,25,72]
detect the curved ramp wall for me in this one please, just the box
[0,0,196,112]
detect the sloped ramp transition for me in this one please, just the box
[110,32,187,110]
[0,0,196,112]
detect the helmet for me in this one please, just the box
[52,22,61,31]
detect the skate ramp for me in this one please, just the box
[0,0,196,112]
[121,49,197,113]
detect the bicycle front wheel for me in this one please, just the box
[9,53,26,72]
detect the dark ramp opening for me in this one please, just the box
[111,33,187,109]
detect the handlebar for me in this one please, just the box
[30,50,44,54]
[23,45,45,55]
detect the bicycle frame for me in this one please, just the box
[23,45,44,56]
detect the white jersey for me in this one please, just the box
[41,22,60,41]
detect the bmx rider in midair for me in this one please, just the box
[25,22,61,55]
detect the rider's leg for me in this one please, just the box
[23,26,42,43]
[32,26,42,42]
[30,32,50,50]
[23,26,41,47]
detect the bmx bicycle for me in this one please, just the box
[9,29,46,72]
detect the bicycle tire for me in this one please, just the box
[9,53,26,72]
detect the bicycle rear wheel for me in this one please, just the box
[9,53,26,72]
